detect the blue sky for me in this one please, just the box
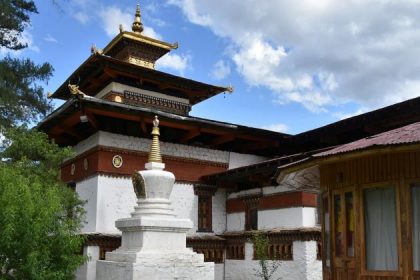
[3,0,420,134]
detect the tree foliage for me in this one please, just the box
[0,0,37,50]
[0,0,54,129]
[0,56,53,128]
[251,231,281,280]
[0,128,86,280]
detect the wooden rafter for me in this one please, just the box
[85,111,99,130]
[209,134,235,147]
[180,128,201,144]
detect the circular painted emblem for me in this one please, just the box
[83,158,89,170]
[71,163,76,175]
[112,155,123,168]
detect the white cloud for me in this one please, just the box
[74,11,89,24]
[211,60,230,80]
[156,53,191,75]
[44,34,58,43]
[143,26,162,40]
[262,123,289,133]
[98,6,132,37]
[167,0,211,26]
[70,0,94,23]
[168,0,420,113]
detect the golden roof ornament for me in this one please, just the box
[90,44,103,55]
[68,83,86,98]
[132,4,144,33]
[148,116,162,163]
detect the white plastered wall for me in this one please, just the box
[258,207,317,230]
[95,175,137,234]
[227,212,245,232]
[228,152,267,169]
[212,189,227,234]
[75,246,99,280]
[76,176,98,233]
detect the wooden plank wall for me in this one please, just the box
[319,149,420,280]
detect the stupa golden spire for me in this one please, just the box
[148,116,162,163]
[132,4,144,33]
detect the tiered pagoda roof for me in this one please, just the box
[50,4,231,106]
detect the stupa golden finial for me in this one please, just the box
[148,116,162,163]
[132,4,144,33]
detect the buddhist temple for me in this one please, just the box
[38,4,420,280]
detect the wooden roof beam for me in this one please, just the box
[180,128,201,144]
[85,111,99,130]
[103,67,118,79]
[209,134,235,147]
[52,126,83,141]
[140,119,148,135]
[236,140,279,153]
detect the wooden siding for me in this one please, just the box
[320,149,420,280]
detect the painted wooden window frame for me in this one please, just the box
[194,184,217,233]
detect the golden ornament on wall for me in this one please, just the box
[112,155,123,168]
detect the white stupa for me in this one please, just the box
[96,116,214,280]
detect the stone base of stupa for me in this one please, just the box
[96,216,214,280]
[96,252,214,280]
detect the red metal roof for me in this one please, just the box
[315,121,420,157]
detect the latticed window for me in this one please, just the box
[247,207,258,231]
[198,196,212,232]
[226,243,245,260]
[242,195,261,231]
[254,242,293,260]
[194,184,217,232]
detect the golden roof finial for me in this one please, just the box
[148,116,162,163]
[132,4,144,34]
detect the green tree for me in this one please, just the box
[251,231,281,280]
[0,0,37,50]
[0,0,54,129]
[0,128,86,280]
[0,56,53,128]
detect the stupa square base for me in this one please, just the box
[96,252,214,280]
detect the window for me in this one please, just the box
[334,194,343,257]
[243,196,261,231]
[364,186,398,271]
[412,184,420,271]
[198,196,212,232]
[322,194,331,267]
[333,191,355,258]
[194,184,217,232]
[246,207,258,231]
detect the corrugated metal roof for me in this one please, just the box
[315,121,420,157]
